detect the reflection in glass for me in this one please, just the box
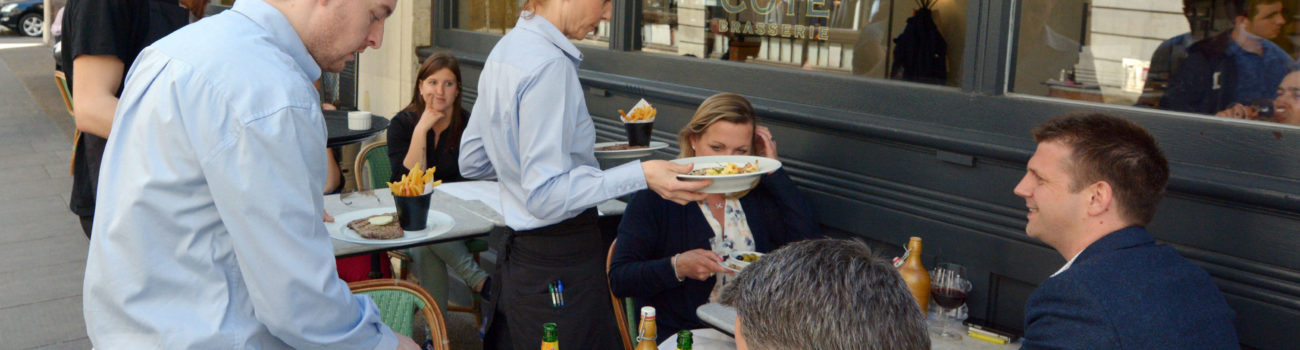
[455,0,609,46]
[640,0,969,86]
[1013,0,1300,128]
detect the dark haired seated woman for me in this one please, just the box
[386,52,489,313]
[609,93,822,342]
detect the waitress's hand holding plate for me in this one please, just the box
[643,160,710,205]
[672,155,782,194]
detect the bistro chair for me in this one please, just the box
[354,141,391,191]
[606,239,636,350]
[355,141,489,324]
[349,278,451,350]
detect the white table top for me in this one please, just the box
[695,303,1018,350]
[326,182,628,256]
[326,189,496,257]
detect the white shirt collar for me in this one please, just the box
[1050,248,1085,278]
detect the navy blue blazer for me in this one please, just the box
[1022,226,1239,349]
[609,168,822,341]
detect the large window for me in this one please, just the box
[1012,0,1300,128]
[640,0,969,86]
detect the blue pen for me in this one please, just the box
[557,280,565,306]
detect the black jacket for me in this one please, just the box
[1160,30,1237,114]
[609,168,822,341]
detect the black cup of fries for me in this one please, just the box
[619,101,657,147]
[387,163,442,231]
[393,192,432,231]
[624,122,653,147]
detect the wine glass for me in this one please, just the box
[930,262,972,340]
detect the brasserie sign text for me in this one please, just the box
[717,0,834,41]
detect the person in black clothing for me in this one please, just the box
[62,0,204,238]
[385,52,490,313]
[609,93,822,342]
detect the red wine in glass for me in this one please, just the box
[932,286,968,309]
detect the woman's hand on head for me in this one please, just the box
[755,125,778,159]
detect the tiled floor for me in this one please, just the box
[0,36,89,349]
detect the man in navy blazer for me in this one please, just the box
[1013,113,1239,349]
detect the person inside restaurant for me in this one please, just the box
[81,0,419,348]
[1217,67,1300,126]
[1160,0,1290,115]
[386,52,491,313]
[1014,113,1238,349]
[719,239,930,350]
[609,92,822,342]
[457,0,711,347]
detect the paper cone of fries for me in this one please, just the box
[618,99,656,146]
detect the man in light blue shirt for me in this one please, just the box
[82,0,418,348]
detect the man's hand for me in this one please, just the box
[396,334,420,350]
[323,210,334,223]
[1216,103,1260,120]
[642,160,710,205]
[674,249,732,281]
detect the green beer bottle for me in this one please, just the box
[540,322,558,350]
[676,330,693,350]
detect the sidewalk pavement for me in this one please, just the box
[0,36,90,349]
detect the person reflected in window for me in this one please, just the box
[1143,0,1225,105]
[1161,0,1291,115]
[384,52,491,313]
[610,93,822,342]
[1217,67,1300,126]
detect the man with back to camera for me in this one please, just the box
[1014,113,1239,349]
[718,238,930,350]
[81,0,419,348]
[1161,0,1290,115]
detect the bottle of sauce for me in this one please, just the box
[676,330,693,350]
[897,236,931,313]
[540,322,558,350]
[635,307,658,350]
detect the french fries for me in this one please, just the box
[618,104,657,122]
[386,162,442,197]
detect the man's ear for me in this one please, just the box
[1086,181,1114,217]
[734,316,750,350]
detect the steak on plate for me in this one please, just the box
[346,213,404,240]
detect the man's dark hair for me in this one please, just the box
[1230,0,1283,19]
[1032,113,1170,226]
[718,239,929,350]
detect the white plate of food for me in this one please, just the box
[328,207,455,245]
[672,155,781,193]
[721,251,764,272]
[594,141,668,159]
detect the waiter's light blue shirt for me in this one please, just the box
[460,14,647,230]
[82,0,396,348]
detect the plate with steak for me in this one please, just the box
[329,207,455,245]
[594,141,668,160]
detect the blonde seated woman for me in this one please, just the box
[609,92,823,342]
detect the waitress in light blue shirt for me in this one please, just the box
[459,0,709,347]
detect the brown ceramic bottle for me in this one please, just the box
[897,236,931,313]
